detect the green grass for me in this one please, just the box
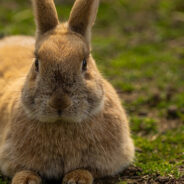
[134,124,184,178]
[0,0,184,183]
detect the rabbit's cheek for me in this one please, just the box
[89,96,104,117]
[85,83,104,113]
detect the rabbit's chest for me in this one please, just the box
[27,135,87,177]
[0,125,91,177]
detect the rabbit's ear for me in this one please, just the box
[32,0,59,36]
[68,0,99,44]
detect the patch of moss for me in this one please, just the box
[134,126,184,178]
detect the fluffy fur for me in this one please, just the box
[0,0,134,183]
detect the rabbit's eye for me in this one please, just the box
[82,58,87,71]
[35,59,39,72]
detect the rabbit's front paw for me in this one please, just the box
[12,170,41,184]
[62,169,93,184]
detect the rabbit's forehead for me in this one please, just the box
[37,34,88,63]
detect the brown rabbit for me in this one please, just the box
[0,0,134,184]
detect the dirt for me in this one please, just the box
[118,85,184,133]
[95,166,184,184]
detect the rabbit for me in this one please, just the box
[0,0,135,184]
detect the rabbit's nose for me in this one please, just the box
[48,91,71,112]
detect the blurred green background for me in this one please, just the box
[0,0,184,183]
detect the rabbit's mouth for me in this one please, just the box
[57,109,62,116]
[38,115,64,123]
[37,110,87,123]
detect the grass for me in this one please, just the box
[134,122,184,177]
[0,0,184,183]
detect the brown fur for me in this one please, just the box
[0,0,134,184]
[12,171,41,184]
[32,0,59,36]
[63,169,93,184]
[69,0,99,43]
